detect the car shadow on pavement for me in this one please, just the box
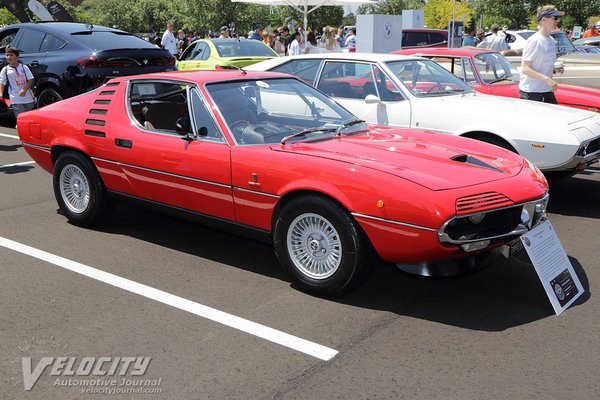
[1,164,34,174]
[341,253,589,331]
[547,173,600,219]
[85,204,589,332]
[0,144,21,152]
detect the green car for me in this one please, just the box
[177,39,279,70]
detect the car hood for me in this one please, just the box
[271,126,523,191]
[439,92,597,125]
[559,52,600,64]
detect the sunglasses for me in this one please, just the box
[551,15,561,20]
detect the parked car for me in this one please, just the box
[572,36,600,47]
[17,70,549,296]
[395,47,600,113]
[177,38,278,71]
[400,28,448,49]
[575,45,600,54]
[501,31,600,89]
[504,30,535,50]
[0,22,177,109]
[247,53,600,172]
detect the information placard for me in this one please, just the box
[520,220,583,315]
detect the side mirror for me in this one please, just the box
[365,94,383,104]
[175,117,192,140]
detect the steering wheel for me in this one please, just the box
[426,83,445,94]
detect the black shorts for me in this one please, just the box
[518,90,558,104]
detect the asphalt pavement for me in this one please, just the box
[1,111,599,400]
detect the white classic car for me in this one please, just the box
[247,53,600,172]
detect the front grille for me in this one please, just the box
[443,206,522,242]
[456,192,514,215]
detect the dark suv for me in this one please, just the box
[401,28,448,48]
[0,22,177,109]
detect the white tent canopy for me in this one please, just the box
[231,0,374,30]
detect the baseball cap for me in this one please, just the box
[220,26,228,32]
[254,24,264,30]
[536,6,564,21]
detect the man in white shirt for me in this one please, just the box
[161,22,178,57]
[288,31,301,56]
[345,28,356,50]
[477,24,509,52]
[518,5,564,104]
[219,26,230,39]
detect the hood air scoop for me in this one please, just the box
[450,154,504,173]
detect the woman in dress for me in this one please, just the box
[303,31,320,54]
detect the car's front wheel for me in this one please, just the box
[53,151,111,227]
[274,194,374,297]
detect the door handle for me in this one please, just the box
[115,138,133,148]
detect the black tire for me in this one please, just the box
[36,87,63,108]
[53,151,111,227]
[273,194,374,297]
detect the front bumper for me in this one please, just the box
[543,136,600,171]
[438,193,549,253]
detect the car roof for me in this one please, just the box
[107,69,292,84]
[395,48,491,57]
[261,53,424,62]
[3,21,124,35]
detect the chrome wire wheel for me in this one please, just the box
[59,164,90,214]
[286,212,342,279]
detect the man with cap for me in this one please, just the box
[219,26,230,39]
[251,24,263,41]
[476,24,508,51]
[518,5,564,104]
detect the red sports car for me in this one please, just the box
[395,48,600,113]
[18,70,549,296]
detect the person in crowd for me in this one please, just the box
[0,47,35,120]
[462,29,476,46]
[251,24,263,40]
[582,24,599,38]
[298,27,306,53]
[518,5,564,104]
[219,26,230,39]
[474,29,485,45]
[321,27,341,53]
[274,34,286,56]
[152,31,162,47]
[477,24,509,51]
[303,31,320,54]
[262,32,274,49]
[288,31,302,56]
[161,21,178,57]
[281,26,293,53]
[335,28,345,48]
[177,30,188,53]
[344,28,356,50]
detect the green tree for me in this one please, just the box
[358,0,425,16]
[423,0,472,29]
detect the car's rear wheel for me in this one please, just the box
[53,151,111,227]
[36,87,63,108]
[274,194,374,297]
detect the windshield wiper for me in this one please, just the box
[488,77,513,84]
[280,127,338,145]
[336,118,365,136]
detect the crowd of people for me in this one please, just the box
[147,21,358,57]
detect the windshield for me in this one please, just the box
[385,59,473,97]
[473,52,520,84]
[552,32,577,55]
[206,78,364,145]
[214,40,276,57]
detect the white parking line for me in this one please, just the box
[0,161,35,169]
[0,236,339,361]
[0,133,19,140]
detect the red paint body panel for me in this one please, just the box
[17,70,549,265]
[395,48,600,112]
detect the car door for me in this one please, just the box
[316,60,411,127]
[178,42,210,70]
[121,79,234,221]
[11,28,47,76]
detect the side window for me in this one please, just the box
[129,81,191,134]
[372,65,404,101]
[39,34,51,52]
[190,88,224,142]
[461,59,478,84]
[198,43,210,60]
[405,32,428,46]
[0,29,19,51]
[180,42,197,60]
[428,33,446,45]
[270,59,321,84]
[317,61,373,99]
[49,35,67,51]
[16,29,46,53]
